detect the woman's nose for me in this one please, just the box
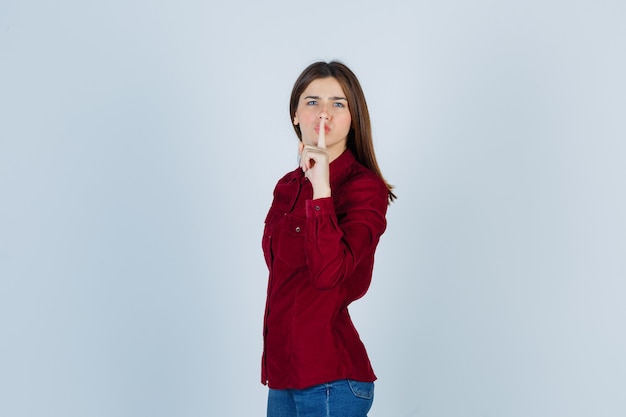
[318,111,330,120]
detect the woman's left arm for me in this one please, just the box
[303,176,388,290]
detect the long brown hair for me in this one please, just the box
[289,61,396,202]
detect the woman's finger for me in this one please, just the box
[318,118,326,149]
[301,147,313,171]
[301,145,327,172]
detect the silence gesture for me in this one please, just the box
[300,118,331,199]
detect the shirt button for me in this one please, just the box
[295,226,301,233]
[314,205,320,211]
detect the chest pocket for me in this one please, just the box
[274,214,307,268]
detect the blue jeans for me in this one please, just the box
[267,379,374,417]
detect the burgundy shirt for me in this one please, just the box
[261,149,388,389]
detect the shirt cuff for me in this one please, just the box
[306,197,335,218]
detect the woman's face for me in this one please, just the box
[293,77,352,156]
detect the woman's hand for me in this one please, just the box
[300,119,331,199]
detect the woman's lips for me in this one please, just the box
[314,126,331,133]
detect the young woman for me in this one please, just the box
[261,61,396,417]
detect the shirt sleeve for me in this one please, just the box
[303,176,388,290]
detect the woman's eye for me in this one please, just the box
[306,100,318,105]
[333,102,345,108]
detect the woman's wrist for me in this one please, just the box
[312,187,331,199]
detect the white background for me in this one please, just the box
[1,1,625,416]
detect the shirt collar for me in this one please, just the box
[329,149,355,182]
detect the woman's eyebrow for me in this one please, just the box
[303,95,347,100]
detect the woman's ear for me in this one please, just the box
[293,114,299,125]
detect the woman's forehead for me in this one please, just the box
[301,77,346,96]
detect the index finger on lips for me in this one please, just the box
[318,118,326,149]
